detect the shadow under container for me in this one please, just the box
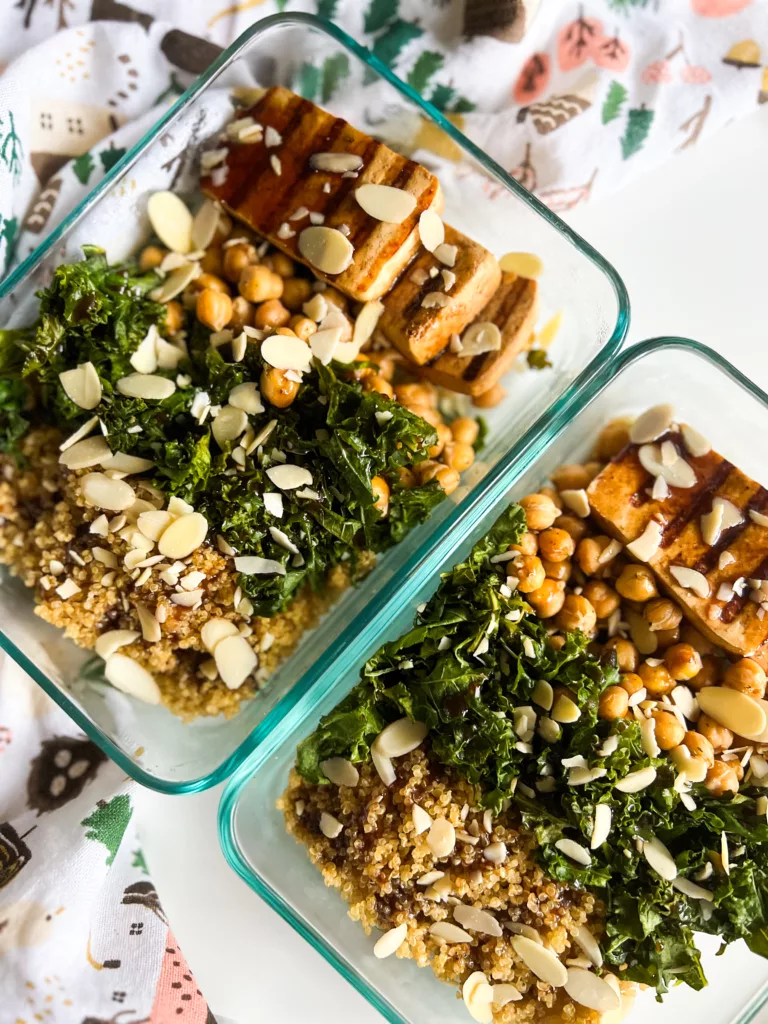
[0,13,627,793]
[219,339,768,1024]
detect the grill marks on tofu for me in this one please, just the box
[378,225,501,366]
[588,431,768,656]
[420,271,539,395]
[201,86,441,301]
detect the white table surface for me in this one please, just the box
[136,104,768,1024]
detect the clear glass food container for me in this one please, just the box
[0,13,627,793]
[218,338,768,1024]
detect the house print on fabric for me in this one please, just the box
[29,96,124,183]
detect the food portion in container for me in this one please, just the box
[0,86,550,721]
[281,404,768,1022]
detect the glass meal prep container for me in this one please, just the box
[0,13,627,794]
[218,338,768,1024]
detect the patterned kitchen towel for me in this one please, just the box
[0,0,766,277]
[0,656,215,1024]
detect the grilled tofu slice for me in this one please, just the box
[419,271,538,395]
[377,226,501,366]
[587,430,768,656]
[200,86,441,302]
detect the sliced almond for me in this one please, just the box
[641,717,660,757]
[669,564,710,599]
[303,293,328,323]
[673,876,714,901]
[355,183,417,224]
[629,404,675,444]
[418,210,444,252]
[233,555,286,576]
[191,199,220,250]
[416,870,445,886]
[701,502,725,547]
[552,695,580,724]
[320,757,359,787]
[511,935,568,987]
[60,416,100,452]
[59,435,112,470]
[201,618,239,653]
[454,904,502,938]
[101,453,155,476]
[310,327,342,365]
[266,464,313,490]
[412,804,432,834]
[615,766,657,793]
[429,921,472,944]
[117,374,176,401]
[81,473,137,512]
[434,242,458,267]
[374,718,428,757]
[573,925,602,968]
[697,686,767,739]
[147,190,193,254]
[681,423,710,458]
[492,984,522,1007]
[532,678,554,711]
[136,603,161,643]
[59,362,102,410]
[564,969,621,1013]
[499,252,543,279]
[157,511,208,558]
[229,382,264,415]
[137,510,175,542]
[590,804,612,850]
[462,974,494,1024]
[130,325,159,374]
[212,405,248,447]
[626,519,663,563]
[638,443,696,488]
[421,291,450,309]
[483,841,508,863]
[261,334,312,373]
[309,152,362,173]
[92,547,118,568]
[371,745,396,786]
[460,322,501,358]
[642,837,677,881]
[104,652,161,704]
[352,300,385,347]
[555,838,591,866]
[150,262,200,302]
[560,489,590,518]
[319,811,343,839]
[373,922,407,960]
[213,633,257,690]
[94,629,140,659]
[427,817,456,859]
[298,226,354,275]
[751,509,768,528]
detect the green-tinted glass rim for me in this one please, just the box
[217,337,768,1024]
[0,12,628,794]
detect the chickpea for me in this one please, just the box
[556,514,589,544]
[637,661,675,697]
[542,558,572,582]
[428,422,452,459]
[593,416,632,461]
[230,296,255,332]
[139,244,166,271]
[527,578,566,618]
[365,349,397,382]
[680,623,717,656]
[222,242,258,283]
[650,709,685,750]
[538,528,575,563]
[576,536,613,576]
[625,609,658,656]
[394,383,437,409]
[194,272,230,294]
[398,466,417,489]
[550,635,566,651]
[684,730,715,768]
[200,246,224,276]
[269,252,295,278]
[644,598,682,632]
[429,465,460,496]
[688,654,721,692]
[164,300,184,335]
[364,374,394,399]
[615,563,658,603]
[604,638,639,673]
[442,442,475,473]
[371,475,390,516]
[655,626,680,650]
[519,493,560,532]
[582,580,620,620]
[260,366,300,408]
[196,288,233,331]
[410,405,442,428]
[473,383,506,409]
[583,461,603,482]
[664,643,702,681]
[510,532,538,557]
[182,283,199,311]
[450,417,479,446]
[540,485,564,511]
[697,713,733,752]
[598,685,629,720]
[281,277,313,312]
[550,463,592,493]
[239,265,283,304]
[723,657,767,699]
[704,759,739,796]
[557,593,597,634]
[619,672,645,696]
[323,288,348,311]
[516,555,546,594]
[285,315,316,341]
[254,299,291,329]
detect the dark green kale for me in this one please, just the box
[296,501,768,998]
[527,348,552,370]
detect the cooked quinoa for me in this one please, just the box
[0,427,372,720]
[281,748,631,1023]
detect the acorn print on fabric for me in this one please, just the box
[27,736,106,815]
[122,880,168,925]
[0,823,35,889]
[723,40,761,69]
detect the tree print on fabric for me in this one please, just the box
[131,848,149,875]
[316,0,339,17]
[100,143,127,173]
[620,104,654,157]
[602,80,628,122]
[73,150,95,185]
[407,51,444,95]
[364,0,399,33]
[81,794,133,866]
[321,54,350,103]
[1,111,24,182]
[0,215,19,273]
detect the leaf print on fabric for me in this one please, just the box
[72,151,95,185]
[518,73,597,135]
[321,53,350,103]
[538,168,599,212]
[99,144,127,173]
[606,0,652,9]
[296,63,321,100]
[316,0,339,18]
[602,80,628,123]
[81,794,133,866]
[692,0,752,15]
[513,53,551,105]
[407,51,444,95]
[556,12,603,71]
[0,111,24,182]
[593,32,631,71]
[429,82,456,110]
[620,104,654,158]
[0,823,35,889]
[27,736,107,815]
[365,0,399,33]
[678,94,713,149]
[371,19,424,69]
